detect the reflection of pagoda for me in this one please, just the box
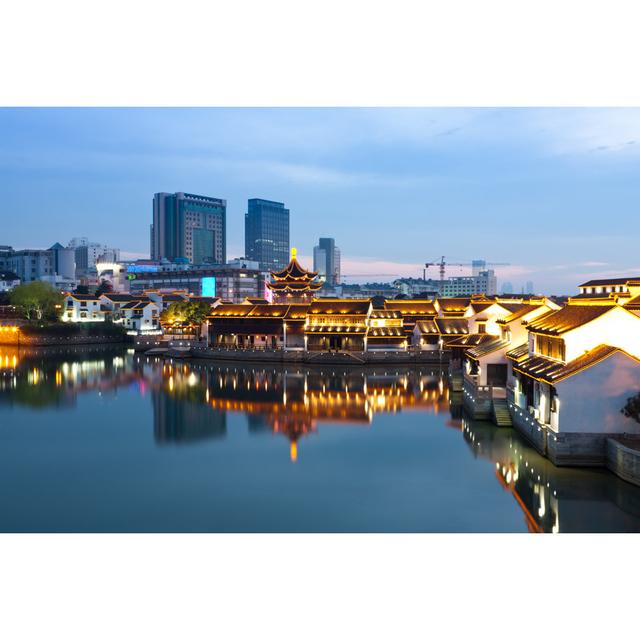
[203,366,449,462]
[266,248,323,303]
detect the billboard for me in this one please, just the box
[201,276,216,297]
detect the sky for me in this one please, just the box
[1,107,640,294]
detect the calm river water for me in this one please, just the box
[1,344,639,532]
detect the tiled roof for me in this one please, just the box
[162,295,188,302]
[446,334,497,348]
[505,343,529,362]
[499,303,527,313]
[101,293,138,301]
[579,277,640,287]
[308,300,371,315]
[383,300,437,315]
[67,293,100,301]
[469,302,493,313]
[306,325,366,333]
[367,327,404,337]
[512,345,636,383]
[466,338,511,360]
[248,304,310,319]
[122,301,155,310]
[208,303,310,320]
[414,320,439,334]
[525,305,613,336]
[625,295,640,309]
[437,297,471,311]
[435,318,469,335]
[267,281,323,291]
[370,309,402,319]
[497,306,553,325]
[270,257,318,280]
[497,306,534,324]
[569,292,616,300]
[208,304,253,317]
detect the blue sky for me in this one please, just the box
[1,107,640,294]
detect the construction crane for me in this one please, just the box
[423,256,510,282]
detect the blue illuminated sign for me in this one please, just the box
[201,277,216,297]
[127,265,159,273]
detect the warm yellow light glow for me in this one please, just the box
[290,441,298,462]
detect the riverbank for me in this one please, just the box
[0,322,132,346]
[187,346,451,366]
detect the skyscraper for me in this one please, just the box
[313,237,341,285]
[245,198,289,270]
[151,192,226,265]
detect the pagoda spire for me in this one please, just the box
[266,247,323,303]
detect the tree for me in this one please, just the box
[160,300,211,333]
[621,392,640,424]
[9,281,64,322]
[184,300,211,326]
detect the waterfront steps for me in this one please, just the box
[492,398,512,427]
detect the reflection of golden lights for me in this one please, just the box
[290,441,298,462]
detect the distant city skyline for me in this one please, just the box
[2,107,640,294]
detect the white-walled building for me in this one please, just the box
[120,300,160,334]
[62,293,106,323]
[507,303,640,466]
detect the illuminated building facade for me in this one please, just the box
[305,299,371,351]
[207,303,308,350]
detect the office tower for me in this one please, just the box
[526,280,534,295]
[313,237,341,285]
[443,269,497,297]
[244,198,290,270]
[151,192,227,265]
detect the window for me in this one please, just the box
[536,334,565,360]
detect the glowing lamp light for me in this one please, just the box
[290,441,298,462]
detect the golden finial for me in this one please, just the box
[291,247,297,260]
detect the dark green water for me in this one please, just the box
[1,344,639,532]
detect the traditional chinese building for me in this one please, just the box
[266,248,323,304]
[505,303,640,466]
[305,299,371,351]
[206,303,309,349]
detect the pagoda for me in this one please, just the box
[266,247,323,304]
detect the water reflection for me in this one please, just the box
[461,419,640,533]
[1,345,640,532]
[170,362,452,460]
